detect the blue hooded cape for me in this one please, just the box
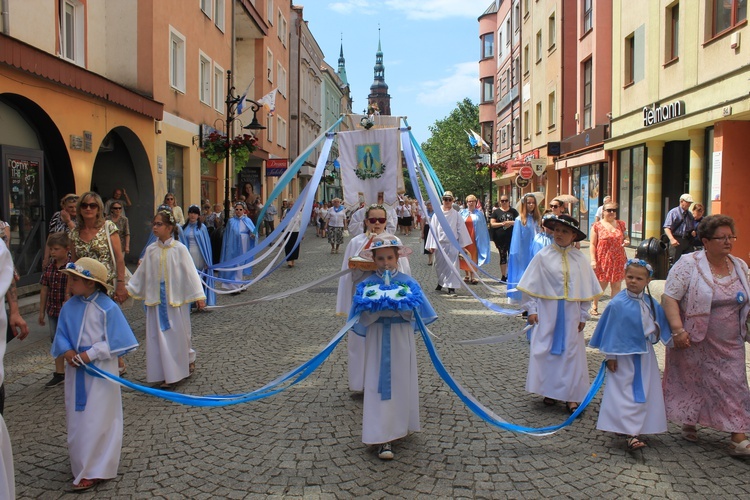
[183,221,216,306]
[506,216,540,300]
[219,215,256,282]
[589,290,673,355]
[459,208,491,267]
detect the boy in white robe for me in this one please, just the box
[517,215,602,414]
[424,191,472,295]
[51,258,138,492]
[0,241,16,498]
[589,259,672,451]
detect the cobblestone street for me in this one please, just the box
[5,226,750,498]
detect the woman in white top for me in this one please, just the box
[324,198,348,254]
[163,193,185,226]
[317,202,329,238]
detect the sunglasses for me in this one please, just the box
[111,206,122,210]
[80,202,98,209]
[367,217,387,224]
[442,197,453,201]
[500,199,509,203]
[165,198,174,201]
[549,204,560,208]
[604,208,617,213]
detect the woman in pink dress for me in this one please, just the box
[589,201,629,315]
[662,215,750,456]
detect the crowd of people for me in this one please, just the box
[0,184,747,494]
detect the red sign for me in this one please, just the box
[519,165,534,180]
[266,158,288,177]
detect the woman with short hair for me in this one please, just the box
[589,201,629,316]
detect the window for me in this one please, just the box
[267,0,273,24]
[213,63,224,112]
[59,0,84,66]
[481,77,494,103]
[583,59,592,129]
[214,0,225,31]
[166,143,185,208]
[535,102,542,134]
[515,1,521,28]
[199,53,211,105]
[514,56,521,84]
[548,92,556,128]
[624,33,635,85]
[523,110,530,140]
[266,113,273,143]
[583,0,593,33]
[267,49,274,83]
[277,62,287,97]
[201,0,211,17]
[277,117,287,148]
[535,31,542,63]
[278,10,287,46]
[712,0,747,36]
[170,28,186,92]
[548,12,556,50]
[513,117,520,145]
[523,44,530,74]
[667,3,679,61]
[506,68,511,91]
[482,32,494,59]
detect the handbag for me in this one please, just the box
[105,222,134,309]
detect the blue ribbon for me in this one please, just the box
[632,354,646,404]
[551,300,566,355]
[375,316,408,401]
[75,345,98,411]
[159,281,171,331]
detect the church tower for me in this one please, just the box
[337,38,348,86]
[367,29,391,116]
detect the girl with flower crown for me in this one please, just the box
[127,210,205,389]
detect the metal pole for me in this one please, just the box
[224,70,234,223]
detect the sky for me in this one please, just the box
[301,0,492,145]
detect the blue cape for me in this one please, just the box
[506,216,539,300]
[459,208,491,266]
[183,222,216,306]
[348,272,437,336]
[531,231,552,257]
[589,290,672,355]
[219,216,256,280]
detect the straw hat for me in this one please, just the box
[62,258,112,291]
[359,233,413,260]
[542,214,587,242]
[442,191,455,200]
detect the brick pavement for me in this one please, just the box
[4,225,750,498]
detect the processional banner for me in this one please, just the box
[337,128,400,207]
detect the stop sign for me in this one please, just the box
[519,165,534,180]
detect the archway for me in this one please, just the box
[91,126,153,261]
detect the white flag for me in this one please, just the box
[257,88,278,116]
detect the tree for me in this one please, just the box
[420,98,488,201]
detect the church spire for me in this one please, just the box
[337,34,348,86]
[368,27,391,115]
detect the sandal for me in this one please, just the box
[159,382,174,390]
[72,478,102,491]
[470,278,479,285]
[543,397,557,406]
[589,307,600,317]
[463,276,470,283]
[189,362,195,375]
[729,439,750,456]
[681,425,698,443]
[627,436,647,451]
[566,402,580,414]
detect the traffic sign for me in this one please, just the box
[519,165,534,180]
[530,159,547,177]
[515,177,530,188]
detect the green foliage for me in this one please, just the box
[420,98,489,200]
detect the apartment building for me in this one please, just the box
[606,0,749,257]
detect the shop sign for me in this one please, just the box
[643,100,684,127]
[267,158,288,177]
[69,135,84,150]
[519,165,534,180]
[515,176,530,188]
[530,159,546,177]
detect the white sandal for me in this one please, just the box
[729,439,750,456]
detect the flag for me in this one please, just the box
[465,130,478,148]
[257,88,278,116]
[235,80,254,115]
[470,129,489,149]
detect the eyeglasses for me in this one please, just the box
[152,222,165,227]
[500,199,509,203]
[549,204,560,208]
[442,197,453,201]
[234,207,244,211]
[80,202,98,210]
[604,208,617,213]
[708,235,737,243]
[367,217,387,224]
[165,197,174,201]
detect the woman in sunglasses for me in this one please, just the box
[336,205,411,392]
[163,193,185,226]
[589,201,629,316]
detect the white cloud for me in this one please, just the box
[383,0,492,20]
[328,0,373,15]
[415,61,479,107]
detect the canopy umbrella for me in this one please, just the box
[515,191,545,212]
[551,194,578,204]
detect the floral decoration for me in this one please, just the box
[201,132,258,173]
[355,162,386,180]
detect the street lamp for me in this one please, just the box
[470,137,495,219]
[222,69,266,223]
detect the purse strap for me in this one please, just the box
[104,221,118,277]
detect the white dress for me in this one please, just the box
[424,208,472,289]
[0,243,15,498]
[336,233,411,392]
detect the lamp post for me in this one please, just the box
[470,137,495,219]
[222,69,266,223]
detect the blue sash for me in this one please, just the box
[375,316,408,401]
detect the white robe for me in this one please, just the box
[0,243,14,499]
[360,310,420,445]
[424,208,472,289]
[336,233,411,392]
[128,238,205,384]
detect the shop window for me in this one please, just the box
[201,157,218,204]
[711,0,747,37]
[170,28,186,92]
[166,143,185,209]
[619,145,647,244]
[59,0,85,66]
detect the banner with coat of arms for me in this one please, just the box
[337,128,400,207]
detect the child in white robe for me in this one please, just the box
[348,234,437,460]
[336,206,411,392]
[127,209,206,388]
[589,259,672,451]
[517,215,602,414]
[51,258,138,492]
